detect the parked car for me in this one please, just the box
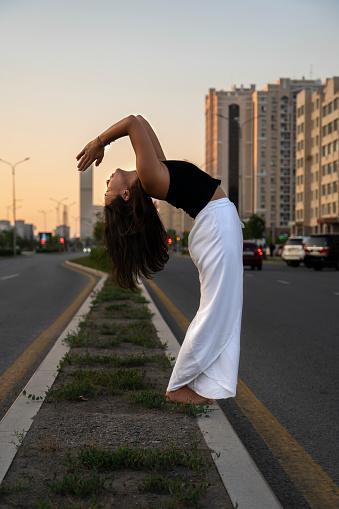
[303,234,339,270]
[281,236,308,267]
[243,242,263,270]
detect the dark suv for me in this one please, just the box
[303,234,339,270]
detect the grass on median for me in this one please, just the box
[58,351,173,371]
[46,368,147,402]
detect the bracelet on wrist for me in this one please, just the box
[97,135,114,147]
[97,136,107,147]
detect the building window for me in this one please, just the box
[334,98,338,110]
[316,99,319,109]
[334,119,338,131]
[328,183,332,194]
[322,165,326,176]
[327,204,331,214]
[328,163,332,174]
[334,181,338,193]
[323,105,327,117]
[334,140,338,151]
[333,202,337,214]
[316,135,319,146]
[328,122,332,134]
[328,102,333,114]
[322,185,326,196]
[316,117,319,127]
[323,146,327,156]
[323,125,327,137]
[333,161,338,172]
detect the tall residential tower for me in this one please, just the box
[205,78,323,238]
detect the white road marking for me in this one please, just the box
[276,280,290,285]
[245,274,254,278]
[0,273,19,281]
[334,292,339,296]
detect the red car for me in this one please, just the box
[243,242,263,270]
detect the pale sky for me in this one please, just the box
[1,0,338,236]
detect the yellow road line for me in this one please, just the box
[146,278,339,508]
[147,279,190,332]
[0,263,97,404]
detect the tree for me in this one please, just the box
[243,214,265,240]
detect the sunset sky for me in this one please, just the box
[1,0,338,236]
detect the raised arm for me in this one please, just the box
[135,115,166,161]
[76,115,169,199]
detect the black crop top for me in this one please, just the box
[163,160,221,219]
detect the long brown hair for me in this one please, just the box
[104,179,169,291]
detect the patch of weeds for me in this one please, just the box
[99,322,120,335]
[118,321,160,348]
[105,304,153,320]
[57,352,72,371]
[66,351,151,368]
[94,284,133,303]
[138,474,210,505]
[151,353,174,369]
[71,368,147,392]
[130,293,148,304]
[78,318,97,330]
[130,390,167,409]
[64,330,91,348]
[46,379,100,403]
[0,477,33,494]
[10,429,25,448]
[170,401,211,417]
[75,444,200,473]
[120,330,159,348]
[45,471,113,497]
[22,390,44,401]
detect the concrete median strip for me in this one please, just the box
[1,262,281,508]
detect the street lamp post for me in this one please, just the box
[49,197,68,226]
[217,113,263,218]
[0,157,30,256]
[38,209,53,231]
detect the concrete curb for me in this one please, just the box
[140,281,282,509]
[0,264,107,482]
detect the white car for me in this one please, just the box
[281,236,308,267]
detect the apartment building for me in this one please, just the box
[294,77,339,235]
[205,78,323,238]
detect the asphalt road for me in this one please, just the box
[145,254,339,508]
[0,252,96,416]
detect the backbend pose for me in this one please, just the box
[77,115,243,405]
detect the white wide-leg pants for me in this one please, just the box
[167,198,243,399]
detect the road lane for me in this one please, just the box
[0,253,99,416]
[145,254,339,508]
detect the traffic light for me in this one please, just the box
[41,239,45,245]
[168,238,172,245]
[60,238,65,244]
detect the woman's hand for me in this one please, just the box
[76,138,105,172]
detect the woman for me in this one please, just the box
[77,115,243,405]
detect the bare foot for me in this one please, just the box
[166,386,213,405]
